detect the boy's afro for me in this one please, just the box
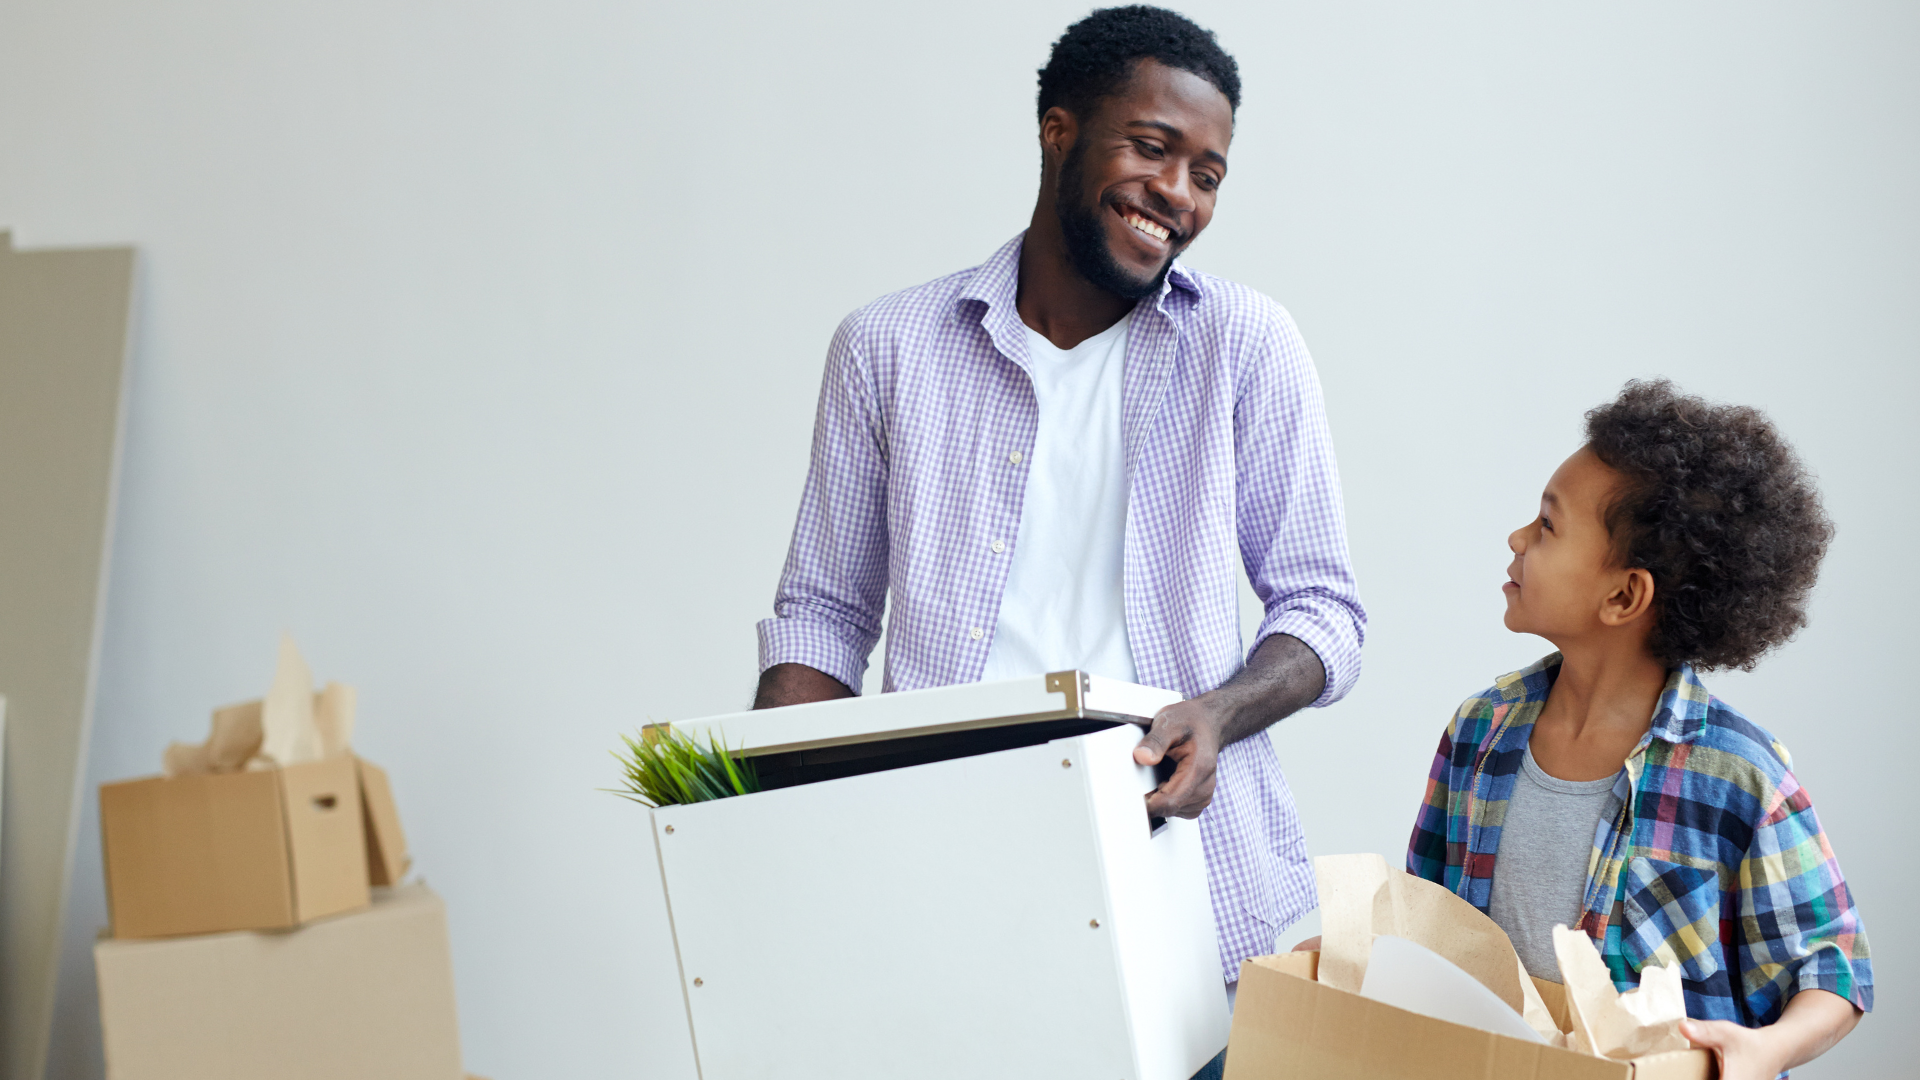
[1036,6,1240,124]
[1586,379,1832,672]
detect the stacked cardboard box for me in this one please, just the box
[100,754,406,938]
[91,642,467,1079]
[95,885,464,1080]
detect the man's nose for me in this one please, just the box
[1146,162,1196,216]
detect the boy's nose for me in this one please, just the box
[1508,527,1526,554]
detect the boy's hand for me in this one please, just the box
[1681,989,1861,1079]
[1680,1019,1786,1080]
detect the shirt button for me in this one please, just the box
[990,540,1006,554]
[969,627,984,640]
[1008,451,1024,465]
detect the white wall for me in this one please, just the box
[3,2,1912,1077]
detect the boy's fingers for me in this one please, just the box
[1677,1019,1735,1049]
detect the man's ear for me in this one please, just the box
[1599,567,1656,628]
[1039,106,1079,169]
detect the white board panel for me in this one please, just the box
[650,723,1224,1080]
[654,733,1133,1079]
[0,233,134,1080]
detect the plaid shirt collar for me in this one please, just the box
[1495,652,1712,748]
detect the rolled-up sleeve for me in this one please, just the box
[755,315,889,694]
[1233,303,1366,707]
[1738,772,1874,1023]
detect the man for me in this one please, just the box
[755,7,1365,1072]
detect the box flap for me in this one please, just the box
[669,670,1181,758]
[277,755,371,922]
[357,757,411,886]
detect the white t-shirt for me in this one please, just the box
[981,311,1138,684]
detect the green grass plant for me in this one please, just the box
[610,724,759,806]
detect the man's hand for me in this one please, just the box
[1134,698,1228,818]
[1131,634,1326,819]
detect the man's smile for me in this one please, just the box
[1114,202,1175,245]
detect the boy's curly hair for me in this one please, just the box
[1585,380,1832,672]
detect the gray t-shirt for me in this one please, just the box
[1488,746,1621,983]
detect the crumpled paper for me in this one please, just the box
[1312,854,1691,1059]
[1553,923,1689,1059]
[1316,854,1563,1043]
[163,635,357,776]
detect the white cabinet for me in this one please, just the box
[650,673,1227,1080]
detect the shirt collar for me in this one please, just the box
[1496,652,1710,745]
[955,230,1204,317]
[1648,664,1711,745]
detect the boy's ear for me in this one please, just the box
[1599,567,1657,627]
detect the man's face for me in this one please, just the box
[1052,59,1234,299]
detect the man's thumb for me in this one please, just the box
[1133,726,1169,765]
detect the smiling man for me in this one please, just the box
[754,8,1364,1071]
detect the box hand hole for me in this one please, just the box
[1145,756,1174,837]
[311,794,338,811]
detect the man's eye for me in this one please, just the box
[1194,172,1219,191]
[1133,139,1165,158]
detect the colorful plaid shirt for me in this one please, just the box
[1408,654,1873,1028]
[759,233,1367,981]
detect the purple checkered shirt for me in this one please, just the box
[758,233,1366,981]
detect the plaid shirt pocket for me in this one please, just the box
[1621,856,1724,983]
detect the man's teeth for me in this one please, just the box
[1124,213,1170,241]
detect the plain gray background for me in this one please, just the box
[2,1,1911,1077]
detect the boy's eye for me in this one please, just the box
[1540,515,1553,532]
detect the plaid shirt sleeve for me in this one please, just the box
[756,314,890,694]
[1233,303,1366,706]
[1406,718,1458,885]
[1734,758,1873,1019]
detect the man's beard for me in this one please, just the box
[1054,140,1177,301]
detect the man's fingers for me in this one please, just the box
[1132,711,1182,765]
[1144,751,1215,819]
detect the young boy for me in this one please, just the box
[1405,380,1871,1078]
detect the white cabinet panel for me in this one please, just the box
[649,693,1226,1080]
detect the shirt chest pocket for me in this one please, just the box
[1619,856,1724,983]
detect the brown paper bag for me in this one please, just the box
[1315,853,1563,1041]
[1553,924,1689,1059]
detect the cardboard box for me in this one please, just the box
[100,754,406,938]
[653,672,1226,1080]
[1225,951,1715,1079]
[94,883,463,1080]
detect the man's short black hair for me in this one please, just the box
[1037,6,1241,124]
[1585,379,1833,672]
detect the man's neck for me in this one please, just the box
[1016,199,1136,350]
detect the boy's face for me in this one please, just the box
[1503,447,1644,643]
